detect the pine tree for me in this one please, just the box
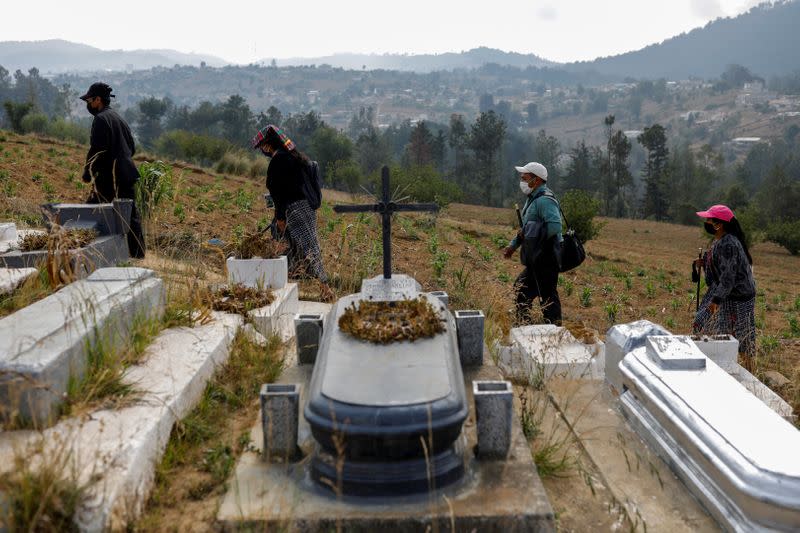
[638,124,670,221]
[467,111,506,206]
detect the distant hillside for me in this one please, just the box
[571,0,800,79]
[269,47,556,72]
[0,40,229,74]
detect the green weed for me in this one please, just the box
[604,302,620,324]
[173,203,186,222]
[491,234,508,249]
[760,335,779,354]
[645,281,656,299]
[786,314,800,338]
[432,250,449,280]
[148,330,283,511]
[0,439,88,532]
[580,287,592,307]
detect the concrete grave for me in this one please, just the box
[500,324,604,382]
[0,223,45,254]
[691,333,794,421]
[429,290,449,306]
[219,363,555,531]
[226,255,288,289]
[221,171,554,528]
[619,334,800,531]
[0,267,37,296]
[305,274,469,496]
[0,312,242,530]
[720,362,796,422]
[605,320,671,393]
[0,267,164,427]
[0,200,133,275]
[248,283,299,338]
[0,222,17,243]
[691,333,739,367]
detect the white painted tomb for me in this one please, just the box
[690,334,794,421]
[226,255,288,289]
[0,222,17,243]
[619,335,800,531]
[0,222,46,254]
[248,283,299,338]
[500,324,604,381]
[0,267,37,296]
[0,312,242,530]
[0,267,164,426]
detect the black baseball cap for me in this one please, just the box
[80,82,114,101]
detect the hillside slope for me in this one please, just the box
[571,1,800,79]
[0,40,229,74]
[1,130,798,420]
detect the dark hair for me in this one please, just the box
[264,136,310,165]
[715,216,753,265]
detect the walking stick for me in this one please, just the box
[514,203,523,228]
[695,247,703,312]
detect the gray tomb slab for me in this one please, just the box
[0,200,132,272]
[305,274,469,496]
[0,267,164,426]
[619,335,800,531]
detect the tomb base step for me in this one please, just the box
[311,444,465,497]
[218,363,555,532]
[248,283,298,338]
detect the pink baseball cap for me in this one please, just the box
[696,204,734,222]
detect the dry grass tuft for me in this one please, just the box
[338,297,446,343]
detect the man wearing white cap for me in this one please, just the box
[503,162,563,325]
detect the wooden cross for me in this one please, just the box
[333,166,439,279]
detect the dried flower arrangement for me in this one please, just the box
[210,284,275,316]
[18,228,99,252]
[338,297,445,344]
[226,230,286,260]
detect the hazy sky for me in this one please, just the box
[4,0,767,64]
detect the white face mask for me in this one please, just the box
[520,180,533,195]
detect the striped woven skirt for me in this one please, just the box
[693,292,756,358]
[286,199,328,283]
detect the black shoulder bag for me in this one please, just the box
[541,193,585,272]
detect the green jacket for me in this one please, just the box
[510,185,563,249]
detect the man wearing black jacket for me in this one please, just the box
[81,82,145,258]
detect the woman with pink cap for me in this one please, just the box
[692,204,756,364]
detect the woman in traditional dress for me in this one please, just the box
[251,125,333,301]
[692,204,756,365]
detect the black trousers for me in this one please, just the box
[87,180,146,259]
[515,248,562,325]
